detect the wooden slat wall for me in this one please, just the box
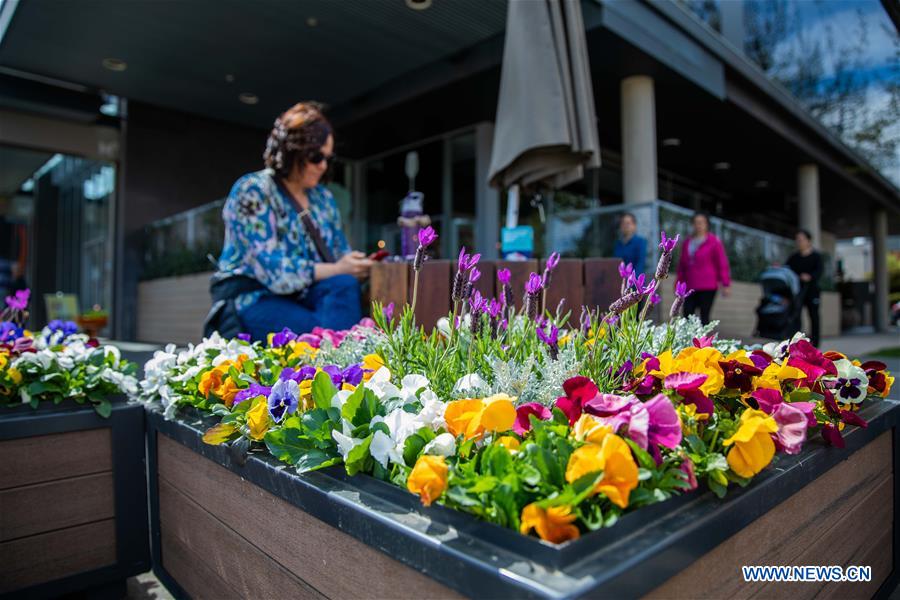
[137,271,212,344]
[647,431,893,600]
[157,434,460,600]
[0,429,116,593]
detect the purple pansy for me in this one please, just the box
[233,383,273,406]
[270,327,298,348]
[268,379,300,422]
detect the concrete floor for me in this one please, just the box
[126,572,173,600]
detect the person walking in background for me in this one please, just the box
[786,229,823,347]
[613,212,646,274]
[676,211,731,324]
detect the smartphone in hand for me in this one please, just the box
[368,249,389,262]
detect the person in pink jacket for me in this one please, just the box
[675,212,731,324]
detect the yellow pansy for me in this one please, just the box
[288,341,317,362]
[8,367,21,384]
[0,353,6,369]
[520,504,580,543]
[723,409,778,477]
[754,362,807,391]
[496,436,521,451]
[444,394,517,440]
[362,354,386,381]
[565,434,639,508]
[673,347,725,396]
[246,396,271,440]
[572,414,613,444]
[407,455,448,506]
[198,368,225,398]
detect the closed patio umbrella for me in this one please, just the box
[488,0,600,189]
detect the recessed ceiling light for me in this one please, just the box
[102,58,127,72]
[754,180,769,188]
[238,92,259,105]
[225,74,235,83]
[662,138,681,147]
[306,17,318,27]
[713,161,730,170]
[406,0,432,10]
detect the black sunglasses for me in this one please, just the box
[307,150,336,166]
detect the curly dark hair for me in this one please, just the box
[263,102,333,179]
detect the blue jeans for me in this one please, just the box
[240,274,362,341]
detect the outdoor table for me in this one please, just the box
[145,398,900,599]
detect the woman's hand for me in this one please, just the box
[721,286,731,298]
[337,251,373,280]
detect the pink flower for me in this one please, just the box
[554,376,599,424]
[514,402,552,435]
[664,372,714,415]
[771,402,809,454]
[583,393,636,417]
[644,394,682,451]
[821,423,845,448]
[680,458,698,491]
[692,335,715,349]
[4,289,29,311]
[787,339,837,384]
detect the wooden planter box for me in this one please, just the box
[0,401,150,598]
[147,400,900,599]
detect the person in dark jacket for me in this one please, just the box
[786,229,823,347]
[613,212,646,274]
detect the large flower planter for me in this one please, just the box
[147,399,900,599]
[0,400,150,598]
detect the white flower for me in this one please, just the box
[330,389,355,409]
[370,429,404,468]
[332,420,364,460]
[103,345,122,367]
[452,373,488,397]
[365,367,401,400]
[13,350,54,370]
[830,358,868,404]
[212,339,257,366]
[423,433,456,457]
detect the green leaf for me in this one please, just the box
[265,427,316,465]
[301,408,332,434]
[312,370,338,410]
[340,384,366,423]
[295,449,342,473]
[402,433,427,466]
[624,438,656,470]
[94,399,112,418]
[684,434,707,454]
[203,422,237,445]
[345,434,373,476]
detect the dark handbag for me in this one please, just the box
[203,275,266,339]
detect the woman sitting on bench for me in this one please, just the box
[213,102,371,341]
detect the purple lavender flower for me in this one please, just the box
[536,320,560,360]
[468,267,481,284]
[609,291,642,315]
[525,272,543,295]
[270,327,298,348]
[4,289,29,311]
[268,379,300,422]
[619,262,634,295]
[658,232,679,253]
[497,268,513,307]
[669,280,694,319]
[579,306,592,335]
[523,272,543,321]
[417,226,437,248]
[655,232,680,280]
[542,252,561,288]
[383,302,395,322]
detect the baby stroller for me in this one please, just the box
[754,266,806,339]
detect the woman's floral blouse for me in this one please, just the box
[217,169,351,313]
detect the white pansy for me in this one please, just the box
[212,338,257,366]
[762,332,809,362]
[13,350,54,370]
[331,389,354,409]
[423,433,456,457]
[370,429,404,468]
[332,419,364,460]
[103,345,122,367]
[365,367,401,400]
[830,358,868,404]
[452,373,488,397]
